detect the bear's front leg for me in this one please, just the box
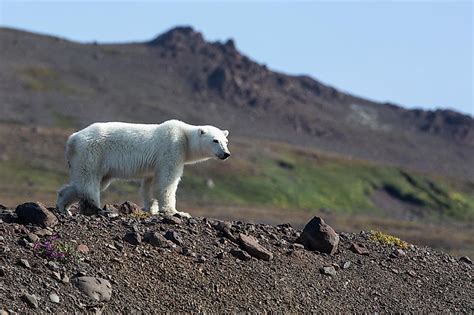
[156,165,191,218]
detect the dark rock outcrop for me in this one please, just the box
[296,217,339,255]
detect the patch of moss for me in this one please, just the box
[129,210,150,220]
[369,230,409,249]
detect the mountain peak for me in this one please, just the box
[148,26,205,47]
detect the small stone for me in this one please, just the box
[196,255,207,263]
[35,228,53,237]
[103,204,120,213]
[123,232,142,245]
[213,220,232,232]
[406,270,417,277]
[296,216,339,255]
[16,202,58,227]
[0,267,5,277]
[350,242,370,255]
[49,293,60,303]
[342,261,351,269]
[47,261,60,271]
[391,248,406,258]
[18,258,30,269]
[239,234,273,261]
[290,243,305,250]
[459,256,472,265]
[0,310,8,315]
[144,231,169,247]
[26,233,39,243]
[114,241,124,251]
[216,252,225,259]
[230,249,252,261]
[320,266,337,276]
[52,271,61,281]
[22,293,39,309]
[61,274,70,284]
[77,244,89,254]
[164,230,183,246]
[162,216,182,225]
[17,238,29,247]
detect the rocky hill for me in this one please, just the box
[0,26,473,179]
[0,202,472,313]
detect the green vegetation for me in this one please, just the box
[50,110,77,129]
[180,145,474,221]
[33,234,78,262]
[1,140,473,222]
[17,65,95,96]
[369,230,409,249]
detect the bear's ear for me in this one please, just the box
[223,130,229,137]
[198,128,206,136]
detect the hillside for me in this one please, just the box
[0,206,472,313]
[0,26,473,180]
[0,26,473,257]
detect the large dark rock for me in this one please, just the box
[296,217,339,255]
[15,202,58,228]
[123,232,142,245]
[144,231,169,248]
[164,230,183,246]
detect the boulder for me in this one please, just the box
[296,217,339,255]
[239,234,273,261]
[320,266,337,276]
[72,276,112,302]
[118,201,141,215]
[164,230,183,246]
[123,232,142,245]
[22,293,39,309]
[144,231,169,248]
[459,256,472,264]
[15,202,58,227]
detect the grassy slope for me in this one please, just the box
[179,141,474,222]
[2,137,472,222]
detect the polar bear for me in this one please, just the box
[56,120,230,217]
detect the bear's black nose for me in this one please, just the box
[221,152,231,160]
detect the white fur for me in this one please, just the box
[56,120,230,217]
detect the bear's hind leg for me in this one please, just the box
[141,176,157,213]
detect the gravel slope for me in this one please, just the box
[0,205,473,313]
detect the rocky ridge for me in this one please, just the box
[0,201,472,313]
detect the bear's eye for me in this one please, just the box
[213,139,219,143]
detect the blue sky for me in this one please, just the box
[1,1,472,115]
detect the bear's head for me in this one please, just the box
[198,126,231,160]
